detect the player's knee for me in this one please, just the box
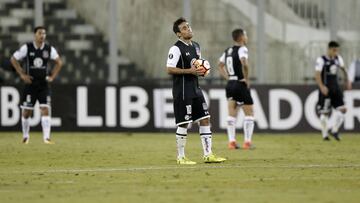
[340,107,347,114]
[243,105,254,116]
[40,107,49,116]
[246,110,254,116]
[199,118,210,126]
[228,108,237,117]
[22,110,32,118]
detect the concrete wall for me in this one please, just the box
[67,0,180,79]
[67,0,256,80]
[66,0,360,84]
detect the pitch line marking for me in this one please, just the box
[20,163,360,174]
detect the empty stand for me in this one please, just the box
[0,0,139,84]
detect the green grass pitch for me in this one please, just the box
[0,132,359,203]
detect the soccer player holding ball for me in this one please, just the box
[11,26,63,144]
[166,17,226,164]
[218,29,255,150]
[192,58,211,77]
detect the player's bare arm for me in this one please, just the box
[217,62,229,80]
[10,56,33,84]
[47,57,63,82]
[241,57,249,87]
[315,71,329,96]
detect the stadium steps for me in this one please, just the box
[0,0,140,84]
[284,0,327,29]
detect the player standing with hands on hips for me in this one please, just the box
[11,26,63,144]
[218,29,255,150]
[166,17,226,164]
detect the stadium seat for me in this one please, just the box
[0,0,135,84]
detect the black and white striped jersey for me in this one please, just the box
[13,42,59,81]
[219,45,248,81]
[166,39,202,100]
[315,55,344,87]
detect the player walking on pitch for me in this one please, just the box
[166,17,226,164]
[315,41,351,141]
[218,29,255,150]
[11,26,63,144]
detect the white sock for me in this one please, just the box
[21,117,30,139]
[227,116,236,142]
[320,114,328,138]
[243,116,255,143]
[331,110,345,133]
[41,116,51,140]
[176,127,187,159]
[199,125,212,156]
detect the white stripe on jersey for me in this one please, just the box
[13,43,60,61]
[238,46,248,59]
[315,55,345,72]
[166,46,181,67]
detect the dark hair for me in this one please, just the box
[328,41,340,48]
[173,17,187,34]
[34,26,46,33]
[232,29,245,41]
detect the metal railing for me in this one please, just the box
[284,0,360,31]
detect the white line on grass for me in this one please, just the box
[15,163,360,174]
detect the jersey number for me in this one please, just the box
[226,57,235,75]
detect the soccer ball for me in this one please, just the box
[192,58,211,77]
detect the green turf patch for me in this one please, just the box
[0,132,359,203]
